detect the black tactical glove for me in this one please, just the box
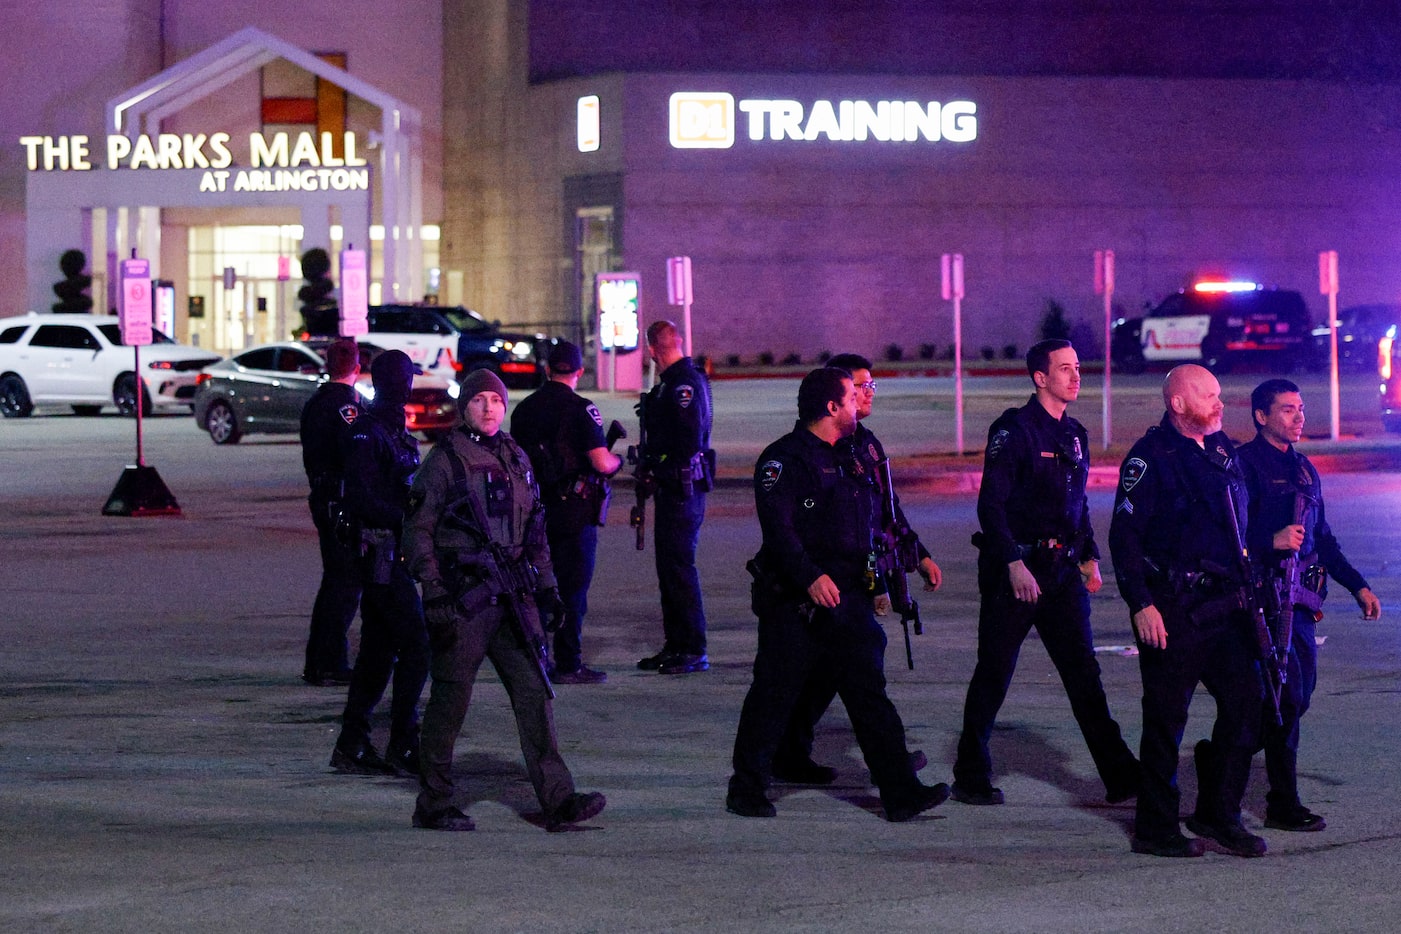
[422,589,459,649]
[535,587,566,632]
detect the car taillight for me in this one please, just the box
[148,360,174,370]
[195,373,212,386]
[1381,333,1394,380]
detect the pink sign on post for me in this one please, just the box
[119,258,153,346]
[339,248,369,337]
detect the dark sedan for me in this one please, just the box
[1312,303,1401,371]
[192,341,459,444]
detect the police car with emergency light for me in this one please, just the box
[1111,280,1313,374]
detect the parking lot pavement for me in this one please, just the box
[2,403,1401,931]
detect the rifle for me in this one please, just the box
[627,394,655,550]
[872,458,924,671]
[1223,484,1283,726]
[440,493,556,699]
[1261,491,1325,688]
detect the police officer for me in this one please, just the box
[636,320,714,675]
[404,368,605,832]
[511,341,623,684]
[1109,364,1266,858]
[328,349,430,777]
[773,352,942,784]
[952,340,1138,806]
[299,338,361,686]
[726,367,949,822]
[1236,378,1381,832]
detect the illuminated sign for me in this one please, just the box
[20,131,367,171]
[577,95,600,152]
[669,93,977,149]
[19,131,371,194]
[670,93,736,149]
[596,274,640,352]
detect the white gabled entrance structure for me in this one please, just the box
[25,26,423,319]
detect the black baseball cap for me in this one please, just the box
[548,340,584,374]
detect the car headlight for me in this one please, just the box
[509,341,533,359]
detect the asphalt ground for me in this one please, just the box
[1,372,1399,932]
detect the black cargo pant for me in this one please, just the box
[336,559,428,754]
[1262,613,1319,812]
[304,495,361,677]
[653,486,707,656]
[953,554,1139,796]
[729,594,924,812]
[1136,600,1264,841]
[416,602,575,819]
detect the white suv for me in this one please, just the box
[0,313,222,417]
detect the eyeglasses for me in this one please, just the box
[857,380,877,393]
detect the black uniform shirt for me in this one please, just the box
[978,395,1099,567]
[840,422,932,562]
[1109,414,1248,615]
[510,380,608,495]
[1237,434,1369,594]
[644,356,712,468]
[755,427,877,593]
[342,407,421,533]
[299,381,362,490]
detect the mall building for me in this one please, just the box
[7,2,1401,359]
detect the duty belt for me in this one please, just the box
[1018,538,1072,561]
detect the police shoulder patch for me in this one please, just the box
[338,404,359,425]
[759,459,784,492]
[586,403,604,427]
[676,384,694,408]
[1121,457,1148,492]
[987,428,1011,461]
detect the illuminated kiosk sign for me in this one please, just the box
[20,131,371,193]
[669,92,977,149]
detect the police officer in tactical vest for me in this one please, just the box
[329,349,430,778]
[511,341,623,684]
[405,368,606,832]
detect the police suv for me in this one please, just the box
[1111,280,1313,374]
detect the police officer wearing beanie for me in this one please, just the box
[329,349,430,777]
[404,367,605,832]
[1234,378,1382,832]
[299,338,362,686]
[511,341,623,684]
[636,320,714,675]
[726,367,949,822]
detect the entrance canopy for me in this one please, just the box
[23,27,423,312]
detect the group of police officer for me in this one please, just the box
[300,328,1380,851]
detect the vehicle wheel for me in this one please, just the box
[204,400,242,444]
[0,374,34,418]
[114,374,153,417]
[71,404,102,416]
